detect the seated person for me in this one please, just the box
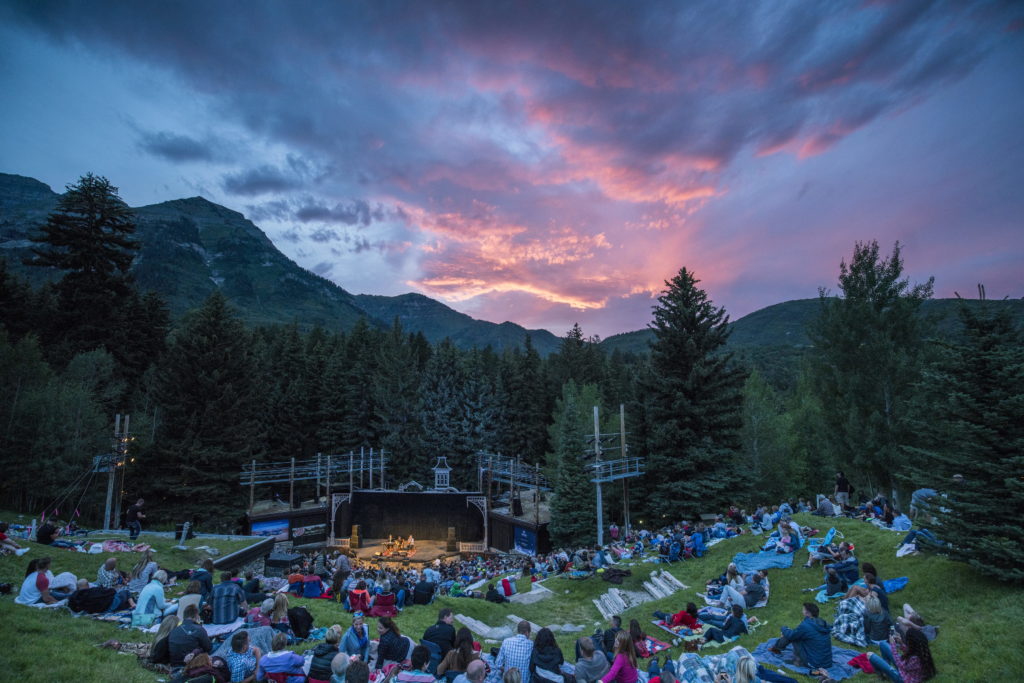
[574,636,610,683]
[369,581,400,617]
[412,577,437,605]
[309,627,343,683]
[96,557,127,589]
[813,497,835,517]
[257,632,305,682]
[225,629,262,683]
[171,652,226,683]
[287,566,305,594]
[178,580,205,619]
[485,583,508,604]
[699,604,748,644]
[211,571,248,625]
[342,612,370,660]
[652,602,702,631]
[242,570,267,604]
[823,567,849,597]
[246,598,275,627]
[718,571,766,609]
[890,509,912,532]
[68,578,134,613]
[134,569,178,624]
[868,628,937,683]
[768,603,833,671]
[192,558,215,603]
[0,522,29,556]
[804,541,850,569]
[168,604,213,668]
[128,551,160,594]
[16,557,71,605]
[862,593,893,643]
[36,521,59,545]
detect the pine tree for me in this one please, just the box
[740,370,790,501]
[904,301,1024,581]
[548,380,597,546]
[808,241,933,494]
[26,174,138,358]
[372,319,423,484]
[418,339,471,485]
[644,267,746,518]
[144,292,261,528]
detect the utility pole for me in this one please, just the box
[620,403,629,531]
[104,413,130,530]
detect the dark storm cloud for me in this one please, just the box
[222,165,304,196]
[136,130,231,163]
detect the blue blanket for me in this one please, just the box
[733,551,794,573]
[883,577,908,593]
[753,641,860,681]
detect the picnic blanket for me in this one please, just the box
[640,635,671,657]
[732,551,793,573]
[651,619,700,639]
[213,626,277,659]
[99,540,152,553]
[753,640,861,681]
[674,645,759,683]
[142,616,244,637]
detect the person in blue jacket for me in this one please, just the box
[769,602,833,671]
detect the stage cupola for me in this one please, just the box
[432,457,452,489]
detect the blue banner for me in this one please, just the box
[514,526,536,555]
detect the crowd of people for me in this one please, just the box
[4,480,948,683]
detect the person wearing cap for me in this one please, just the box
[342,612,370,660]
[247,598,276,627]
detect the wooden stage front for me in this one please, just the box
[350,538,460,566]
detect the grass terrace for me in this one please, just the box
[1,512,1022,681]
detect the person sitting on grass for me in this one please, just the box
[718,571,766,610]
[845,572,889,612]
[823,567,849,597]
[169,604,213,669]
[135,569,178,623]
[342,611,370,660]
[600,630,638,683]
[529,627,565,680]
[212,571,248,625]
[225,629,261,683]
[486,582,509,603]
[768,603,832,673]
[68,577,135,613]
[193,558,215,603]
[128,550,160,593]
[397,645,436,683]
[574,636,610,683]
[652,602,702,632]
[271,593,292,634]
[309,626,343,683]
[257,631,305,683]
[438,626,480,676]
[0,521,29,556]
[329,652,351,683]
[628,619,649,658]
[698,604,748,646]
[376,617,407,670]
[179,581,206,620]
[868,627,936,683]
[97,556,126,589]
[863,593,893,644]
[15,557,68,605]
[170,651,225,683]
[246,598,275,627]
[146,614,180,670]
[804,541,851,570]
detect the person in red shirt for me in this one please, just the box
[653,602,702,632]
[0,522,28,556]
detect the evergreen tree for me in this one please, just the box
[808,240,933,494]
[740,370,790,501]
[644,267,746,518]
[418,339,471,485]
[548,380,597,546]
[342,319,381,448]
[26,174,138,359]
[144,292,261,528]
[498,335,550,463]
[904,301,1024,581]
[372,319,422,484]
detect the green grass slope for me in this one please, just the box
[3,513,1021,681]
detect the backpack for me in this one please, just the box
[287,605,314,639]
[69,587,116,613]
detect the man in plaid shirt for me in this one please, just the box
[496,620,534,683]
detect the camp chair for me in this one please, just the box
[807,527,839,554]
[347,589,371,613]
[420,638,443,674]
[369,591,398,617]
[263,672,307,683]
[668,542,682,563]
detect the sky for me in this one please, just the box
[1,1,1022,338]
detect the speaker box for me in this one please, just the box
[350,524,361,549]
[446,526,457,552]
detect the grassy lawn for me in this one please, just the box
[2,512,1022,681]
